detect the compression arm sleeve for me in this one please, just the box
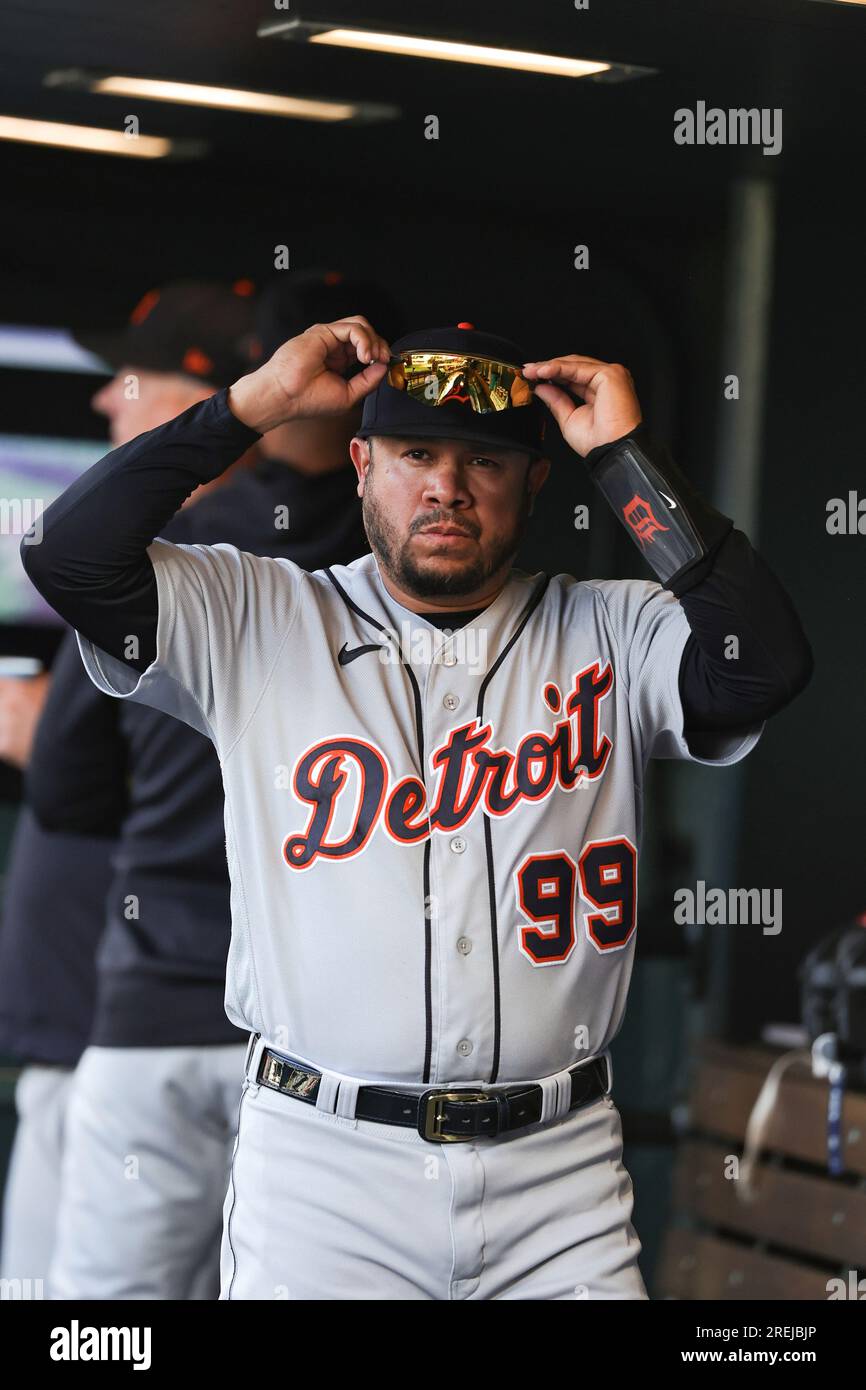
[20,389,260,673]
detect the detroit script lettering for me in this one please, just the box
[284,662,614,868]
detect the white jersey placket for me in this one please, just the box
[420,623,499,1088]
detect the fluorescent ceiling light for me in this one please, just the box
[259,18,656,82]
[93,76,355,121]
[45,70,398,124]
[0,114,185,158]
[308,28,608,77]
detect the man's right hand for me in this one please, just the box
[0,671,50,770]
[227,316,391,434]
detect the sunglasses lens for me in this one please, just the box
[386,352,531,413]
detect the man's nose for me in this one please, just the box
[421,462,472,508]
[92,370,129,417]
[91,382,115,416]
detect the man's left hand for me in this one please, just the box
[522,356,642,458]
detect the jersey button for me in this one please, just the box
[457,1039,473,1057]
[443,652,458,667]
[457,936,472,955]
[443,693,460,711]
[450,835,467,854]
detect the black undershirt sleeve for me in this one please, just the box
[421,542,814,739]
[583,424,813,731]
[20,389,261,674]
[21,387,812,731]
[676,526,813,732]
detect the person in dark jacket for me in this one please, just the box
[21,271,401,1300]
[0,662,125,1299]
[0,278,259,1298]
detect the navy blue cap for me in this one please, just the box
[357,324,548,458]
[75,280,259,388]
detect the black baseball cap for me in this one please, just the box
[356,324,548,459]
[253,269,405,363]
[75,280,260,388]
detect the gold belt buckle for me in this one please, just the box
[421,1090,492,1143]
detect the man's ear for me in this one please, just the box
[527,455,551,514]
[349,437,371,497]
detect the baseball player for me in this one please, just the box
[22,317,812,1299]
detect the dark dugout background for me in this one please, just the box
[0,0,862,1290]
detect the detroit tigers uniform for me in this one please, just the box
[75,539,762,1299]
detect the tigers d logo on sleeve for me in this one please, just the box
[622,493,671,548]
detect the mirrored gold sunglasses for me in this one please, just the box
[386,351,534,414]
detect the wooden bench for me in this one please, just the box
[656,1039,866,1300]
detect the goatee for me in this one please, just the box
[361,474,533,599]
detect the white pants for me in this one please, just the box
[221,1047,648,1301]
[0,1064,72,1298]
[51,1042,247,1300]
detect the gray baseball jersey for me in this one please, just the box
[77,543,762,1087]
